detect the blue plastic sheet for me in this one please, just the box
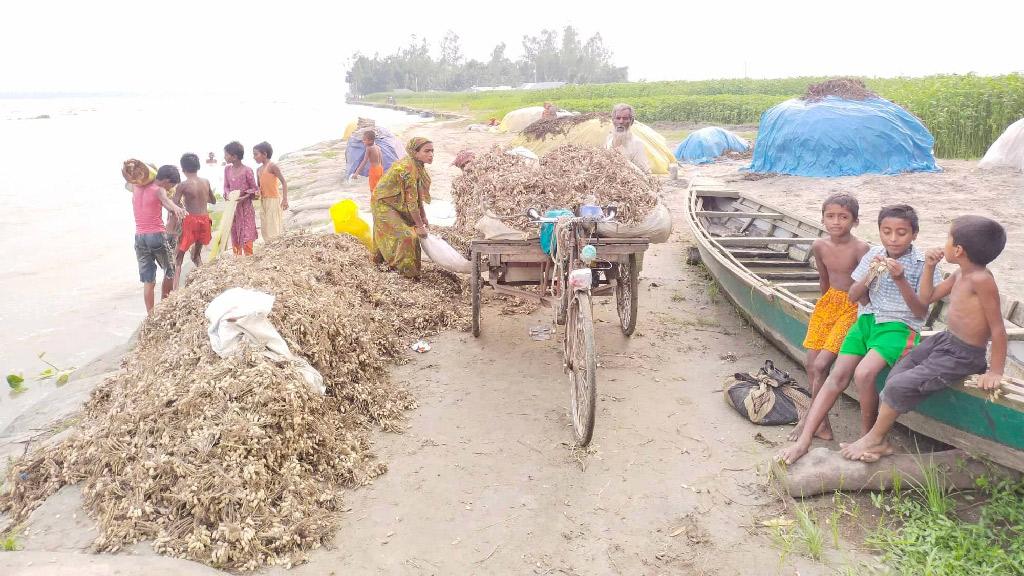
[748,97,939,177]
[541,209,573,255]
[345,127,402,177]
[674,127,749,164]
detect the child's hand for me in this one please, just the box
[885,258,905,280]
[173,206,187,220]
[925,248,944,267]
[978,371,1003,391]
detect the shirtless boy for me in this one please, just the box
[173,152,216,288]
[790,194,870,442]
[354,130,384,193]
[841,216,1007,461]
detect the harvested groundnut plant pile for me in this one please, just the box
[520,112,607,140]
[802,78,878,102]
[0,233,467,571]
[451,144,660,234]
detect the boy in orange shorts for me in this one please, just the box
[354,130,384,192]
[174,153,216,288]
[789,194,869,442]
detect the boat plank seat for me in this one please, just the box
[714,237,816,247]
[759,271,822,281]
[727,249,789,259]
[737,259,811,268]
[693,188,740,199]
[695,210,786,219]
[774,282,821,291]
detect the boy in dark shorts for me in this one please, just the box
[790,194,870,442]
[841,216,1008,461]
[778,204,940,465]
[127,164,186,314]
[173,153,216,288]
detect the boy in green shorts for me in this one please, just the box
[778,204,940,465]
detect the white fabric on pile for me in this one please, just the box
[205,288,325,394]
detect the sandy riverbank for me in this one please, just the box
[5,116,1020,575]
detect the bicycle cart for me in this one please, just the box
[469,211,649,446]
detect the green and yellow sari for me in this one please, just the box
[371,137,432,278]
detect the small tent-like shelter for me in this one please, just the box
[345,125,402,177]
[979,118,1024,172]
[674,127,750,164]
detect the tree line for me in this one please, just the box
[345,27,628,96]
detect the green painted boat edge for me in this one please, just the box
[685,182,1024,471]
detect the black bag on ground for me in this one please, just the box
[723,360,811,425]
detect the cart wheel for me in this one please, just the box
[566,292,597,446]
[554,263,569,326]
[616,254,639,336]
[471,251,481,337]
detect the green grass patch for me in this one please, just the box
[1,528,20,552]
[321,150,339,160]
[867,471,1024,575]
[366,74,1024,159]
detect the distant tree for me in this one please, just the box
[485,43,520,86]
[438,30,464,91]
[344,28,628,95]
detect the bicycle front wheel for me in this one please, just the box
[566,291,597,446]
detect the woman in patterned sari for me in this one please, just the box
[371,137,434,278]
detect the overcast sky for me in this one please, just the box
[3,0,1021,97]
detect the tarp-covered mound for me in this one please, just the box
[980,118,1024,172]
[675,127,750,164]
[510,116,677,175]
[748,96,939,177]
[345,125,402,177]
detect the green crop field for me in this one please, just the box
[364,75,1024,159]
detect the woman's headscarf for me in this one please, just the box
[405,137,432,202]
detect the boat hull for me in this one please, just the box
[686,182,1024,471]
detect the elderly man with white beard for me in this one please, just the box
[606,103,650,174]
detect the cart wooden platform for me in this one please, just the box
[469,237,649,335]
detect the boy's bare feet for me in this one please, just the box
[787,421,804,441]
[815,418,834,441]
[776,440,810,465]
[788,418,833,441]
[839,437,894,462]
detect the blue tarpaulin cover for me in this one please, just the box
[747,96,939,177]
[674,127,750,164]
[346,126,402,177]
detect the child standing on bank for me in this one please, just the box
[789,194,870,442]
[173,153,216,287]
[353,130,384,193]
[841,216,1007,461]
[223,141,258,256]
[253,141,288,241]
[125,164,186,314]
[778,204,940,465]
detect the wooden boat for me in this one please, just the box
[684,176,1024,471]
